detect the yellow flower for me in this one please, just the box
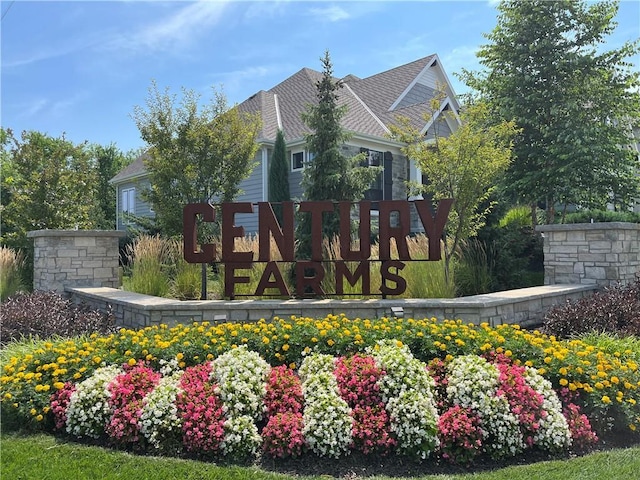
[127,358,136,367]
[176,352,184,361]
[327,339,335,347]
[262,337,270,345]
[36,414,43,422]
[602,395,611,404]
[559,378,569,386]
[282,344,290,352]
[53,382,64,390]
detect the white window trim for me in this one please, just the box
[121,187,135,224]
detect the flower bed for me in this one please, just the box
[1,315,639,465]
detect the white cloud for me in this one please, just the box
[309,5,350,22]
[112,1,229,54]
[17,92,87,121]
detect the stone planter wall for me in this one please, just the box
[27,230,125,292]
[535,222,640,287]
[68,284,596,329]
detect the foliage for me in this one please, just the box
[0,246,27,302]
[90,143,136,230]
[262,365,306,458]
[499,205,533,229]
[468,201,544,294]
[2,315,639,449]
[543,279,640,338]
[391,97,518,281]
[1,341,619,466]
[296,51,380,260]
[0,290,116,346]
[168,239,201,300]
[124,235,171,297]
[563,209,640,224]
[268,129,290,224]
[461,0,640,222]
[299,352,353,458]
[0,129,100,249]
[454,239,495,296]
[132,81,261,237]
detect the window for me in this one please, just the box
[291,151,304,171]
[362,149,384,202]
[121,188,135,223]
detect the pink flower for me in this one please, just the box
[262,412,306,458]
[50,382,76,431]
[438,405,483,464]
[106,361,161,446]
[176,362,226,454]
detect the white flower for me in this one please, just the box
[300,353,352,458]
[65,365,123,439]
[211,346,270,421]
[140,371,184,452]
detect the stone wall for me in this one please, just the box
[68,284,595,330]
[535,222,640,287]
[28,230,125,292]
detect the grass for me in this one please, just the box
[0,246,26,302]
[122,233,458,300]
[1,432,638,480]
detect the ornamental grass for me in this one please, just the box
[1,315,639,465]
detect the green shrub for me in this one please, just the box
[498,205,532,229]
[563,209,640,224]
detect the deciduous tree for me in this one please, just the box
[132,82,262,237]
[1,129,100,249]
[461,0,640,223]
[391,95,518,280]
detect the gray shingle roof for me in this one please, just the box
[236,54,441,144]
[109,153,149,183]
[112,54,452,183]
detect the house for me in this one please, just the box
[110,54,461,233]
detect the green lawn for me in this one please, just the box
[2,433,639,480]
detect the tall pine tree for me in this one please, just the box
[296,50,379,260]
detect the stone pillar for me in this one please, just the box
[27,230,125,293]
[535,222,640,287]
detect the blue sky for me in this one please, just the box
[2,0,639,154]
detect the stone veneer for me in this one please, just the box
[535,222,639,287]
[28,230,125,292]
[68,284,595,330]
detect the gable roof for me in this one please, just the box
[112,54,459,183]
[237,53,458,145]
[109,152,149,184]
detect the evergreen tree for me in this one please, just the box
[461,0,640,223]
[296,50,379,260]
[268,129,290,224]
